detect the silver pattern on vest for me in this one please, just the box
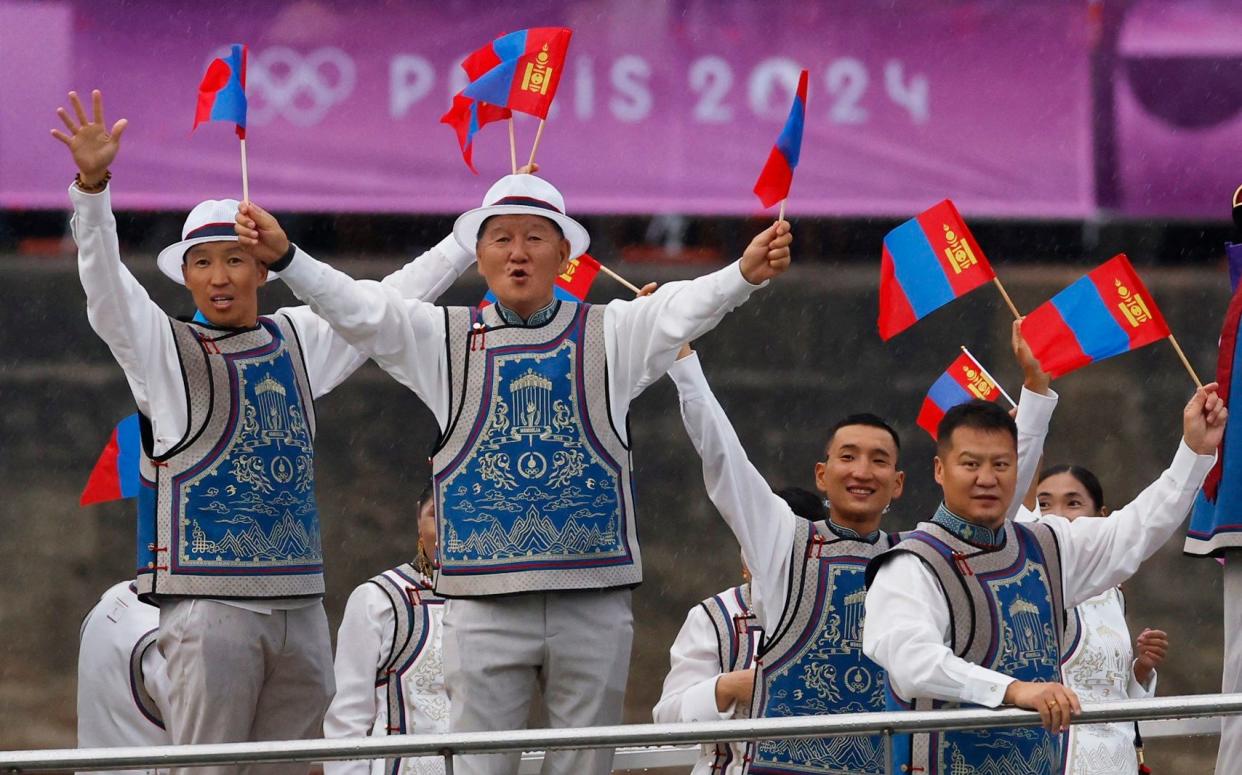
[136,315,321,601]
[749,520,894,774]
[432,303,639,597]
[701,584,760,773]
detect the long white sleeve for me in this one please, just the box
[1045,440,1215,608]
[653,605,735,724]
[324,583,395,775]
[1010,387,1057,521]
[73,183,471,452]
[863,554,1016,707]
[277,250,766,433]
[602,262,765,438]
[669,353,796,632]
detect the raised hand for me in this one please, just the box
[1133,628,1168,686]
[1003,680,1081,732]
[1011,318,1051,395]
[1183,382,1227,455]
[234,202,291,266]
[740,220,793,285]
[635,281,658,298]
[50,90,127,187]
[516,162,540,175]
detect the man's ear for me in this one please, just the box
[558,239,572,274]
[933,456,944,486]
[256,261,269,287]
[891,470,906,500]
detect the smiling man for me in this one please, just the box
[55,89,474,774]
[234,172,792,775]
[863,365,1225,775]
[665,326,1050,775]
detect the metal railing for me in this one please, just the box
[3,693,1240,774]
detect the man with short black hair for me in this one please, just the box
[864,360,1225,775]
[667,329,1052,774]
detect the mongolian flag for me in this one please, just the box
[878,199,996,341]
[462,28,572,119]
[193,44,248,138]
[481,252,601,307]
[753,69,808,209]
[80,414,142,506]
[440,95,512,174]
[1020,254,1171,379]
[916,353,1005,439]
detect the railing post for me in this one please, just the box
[443,751,454,774]
[883,728,893,775]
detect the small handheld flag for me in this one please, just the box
[462,28,572,121]
[878,199,997,341]
[481,252,602,307]
[1020,254,1172,379]
[193,44,248,138]
[80,414,142,506]
[753,69,808,211]
[441,94,513,174]
[916,351,1012,439]
[193,43,250,201]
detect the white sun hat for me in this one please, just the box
[155,199,279,284]
[453,174,590,260]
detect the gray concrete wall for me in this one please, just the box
[0,254,1230,769]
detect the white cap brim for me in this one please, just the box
[155,236,281,285]
[453,205,590,260]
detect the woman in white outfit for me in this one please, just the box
[1036,465,1168,775]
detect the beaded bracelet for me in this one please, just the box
[74,170,111,193]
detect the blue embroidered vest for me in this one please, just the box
[866,509,1068,775]
[432,303,638,596]
[701,584,760,774]
[749,520,897,775]
[135,315,321,601]
[370,563,446,775]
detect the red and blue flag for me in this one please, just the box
[1020,254,1170,378]
[916,353,1004,439]
[753,69,808,209]
[461,28,572,120]
[441,36,516,173]
[193,44,248,139]
[481,253,600,307]
[80,414,142,506]
[878,199,996,341]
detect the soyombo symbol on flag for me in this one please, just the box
[462,28,572,119]
[753,69,808,209]
[878,199,996,340]
[916,353,1004,439]
[481,253,601,306]
[193,44,247,138]
[1020,254,1170,378]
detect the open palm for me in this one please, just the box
[51,90,127,183]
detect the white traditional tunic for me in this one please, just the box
[653,585,759,775]
[1061,588,1155,775]
[76,581,170,775]
[325,567,448,775]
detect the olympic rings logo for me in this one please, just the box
[206,46,356,127]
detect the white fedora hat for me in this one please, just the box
[155,199,279,285]
[453,175,589,260]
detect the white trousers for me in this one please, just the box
[158,599,334,775]
[1219,554,1242,773]
[441,588,634,775]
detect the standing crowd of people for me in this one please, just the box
[60,88,1229,775]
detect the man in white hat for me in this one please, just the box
[53,89,476,773]
[234,169,793,775]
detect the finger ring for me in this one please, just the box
[1048,699,1059,707]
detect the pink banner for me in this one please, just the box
[0,0,1094,217]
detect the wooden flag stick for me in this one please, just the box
[240,138,250,204]
[1168,334,1204,389]
[778,199,786,222]
[508,118,517,174]
[527,119,546,168]
[598,262,642,295]
[992,277,1021,320]
[960,345,1018,408]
